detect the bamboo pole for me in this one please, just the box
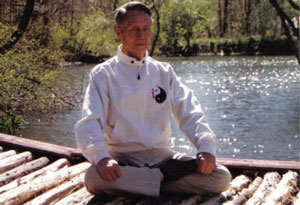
[263,171,299,204]
[0,157,49,186]
[223,176,263,205]
[0,150,16,160]
[200,175,251,205]
[24,173,85,205]
[0,158,69,195]
[245,172,281,204]
[54,187,92,205]
[0,161,90,205]
[0,151,32,174]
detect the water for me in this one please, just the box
[20,56,300,161]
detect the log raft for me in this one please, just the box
[0,132,299,205]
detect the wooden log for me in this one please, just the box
[245,172,281,205]
[263,171,299,204]
[0,150,16,160]
[0,157,49,186]
[0,161,90,205]
[0,151,32,174]
[200,175,251,205]
[103,197,127,205]
[178,195,202,205]
[0,145,2,152]
[77,195,94,205]
[0,158,69,195]
[54,187,92,205]
[24,173,85,205]
[223,176,263,205]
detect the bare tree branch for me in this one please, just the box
[288,0,300,11]
[0,0,35,54]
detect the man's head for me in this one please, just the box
[115,2,152,60]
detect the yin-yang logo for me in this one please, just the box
[152,86,167,104]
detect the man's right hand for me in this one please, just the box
[96,158,122,181]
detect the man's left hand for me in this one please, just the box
[196,152,216,175]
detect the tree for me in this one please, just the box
[0,0,35,54]
[269,0,300,64]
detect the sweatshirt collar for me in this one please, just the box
[117,45,148,67]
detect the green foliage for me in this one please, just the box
[159,0,216,56]
[76,9,118,56]
[0,17,76,134]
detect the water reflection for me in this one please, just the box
[20,56,300,161]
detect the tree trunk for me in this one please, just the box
[221,0,229,37]
[218,0,223,37]
[269,0,300,64]
[243,0,252,35]
[113,0,119,10]
[288,0,300,11]
[0,0,35,54]
[150,0,160,56]
[270,0,299,40]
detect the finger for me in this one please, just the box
[115,165,122,178]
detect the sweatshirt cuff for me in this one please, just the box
[196,135,216,156]
[82,145,112,165]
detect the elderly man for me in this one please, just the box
[75,1,231,198]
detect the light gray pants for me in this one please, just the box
[84,149,231,197]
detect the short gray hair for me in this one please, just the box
[115,1,152,26]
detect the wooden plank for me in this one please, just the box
[245,172,281,204]
[0,151,32,174]
[217,157,300,172]
[54,187,92,205]
[0,157,49,186]
[0,133,82,159]
[0,150,16,160]
[223,176,262,205]
[24,173,85,205]
[0,158,69,195]
[264,171,299,204]
[0,161,90,205]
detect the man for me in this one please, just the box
[75,1,231,198]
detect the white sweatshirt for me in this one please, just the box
[74,46,216,165]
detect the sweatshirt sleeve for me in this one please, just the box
[74,67,112,165]
[169,65,216,156]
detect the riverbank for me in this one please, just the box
[62,36,295,64]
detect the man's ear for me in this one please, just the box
[115,25,121,39]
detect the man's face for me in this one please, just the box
[116,10,152,60]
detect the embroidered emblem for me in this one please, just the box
[152,86,167,103]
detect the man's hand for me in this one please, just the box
[96,158,122,181]
[197,152,216,175]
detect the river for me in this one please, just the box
[20,56,300,161]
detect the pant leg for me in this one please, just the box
[161,163,231,195]
[85,165,161,197]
